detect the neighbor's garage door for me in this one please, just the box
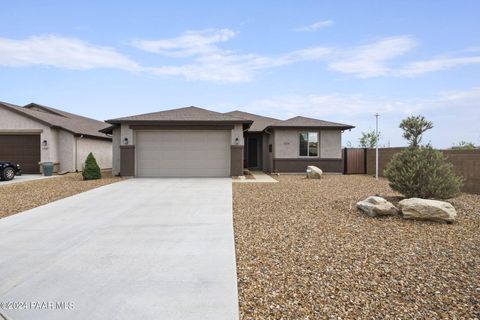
[136,130,230,177]
[0,134,41,173]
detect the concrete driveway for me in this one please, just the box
[0,178,238,320]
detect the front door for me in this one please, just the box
[247,137,258,168]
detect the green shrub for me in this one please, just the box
[384,146,463,199]
[82,152,101,180]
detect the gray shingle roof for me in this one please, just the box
[269,116,354,129]
[0,102,112,139]
[106,106,252,124]
[224,110,280,132]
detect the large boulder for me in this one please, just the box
[306,166,322,179]
[356,196,400,217]
[399,198,457,223]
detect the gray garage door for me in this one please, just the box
[136,130,231,177]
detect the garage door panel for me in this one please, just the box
[0,135,41,173]
[136,130,230,177]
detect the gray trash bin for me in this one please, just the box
[42,162,54,176]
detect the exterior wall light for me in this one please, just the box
[123,137,129,145]
[235,137,239,145]
[42,140,48,147]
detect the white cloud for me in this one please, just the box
[245,93,408,119]
[295,20,333,32]
[0,35,140,71]
[397,55,480,76]
[244,87,480,119]
[0,32,332,83]
[328,36,417,77]
[135,29,331,82]
[131,29,236,57]
[147,47,331,82]
[1,32,479,82]
[327,35,480,78]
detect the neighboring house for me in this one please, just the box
[0,102,112,173]
[103,106,354,177]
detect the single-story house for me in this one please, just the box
[103,106,354,177]
[0,101,112,173]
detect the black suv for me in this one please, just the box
[0,161,22,181]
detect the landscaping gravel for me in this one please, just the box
[233,174,480,319]
[0,172,123,218]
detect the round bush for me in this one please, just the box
[384,146,463,199]
[82,152,101,180]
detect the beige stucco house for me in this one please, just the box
[226,111,354,173]
[0,101,112,173]
[102,106,354,177]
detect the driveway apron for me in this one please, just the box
[0,178,238,320]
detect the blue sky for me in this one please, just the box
[1,0,479,147]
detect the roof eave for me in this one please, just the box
[49,125,111,140]
[99,124,118,134]
[74,133,112,141]
[105,119,253,125]
[267,125,355,130]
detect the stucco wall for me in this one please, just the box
[231,124,244,146]
[262,133,272,171]
[273,129,342,159]
[273,129,299,158]
[76,137,112,171]
[320,130,342,158]
[121,123,134,145]
[0,107,54,164]
[49,128,59,164]
[57,129,75,171]
[112,127,121,175]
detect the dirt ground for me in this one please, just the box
[233,174,480,319]
[0,172,123,218]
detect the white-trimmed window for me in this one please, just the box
[299,132,318,157]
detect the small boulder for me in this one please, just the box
[399,198,457,223]
[356,196,399,217]
[306,166,322,179]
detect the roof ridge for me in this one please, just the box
[107,106,252,123]
[226,110,281,121]
[24,103,68,118]
[268,114,354,129]
[107,106,204,120]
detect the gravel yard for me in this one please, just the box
[233,174,480,319]
[0,172,123,218]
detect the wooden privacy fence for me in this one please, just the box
[363,148,480,194]
[342,147,480,194]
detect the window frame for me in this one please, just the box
[298,131,319,158]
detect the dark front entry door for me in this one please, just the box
[247,138,258,168]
